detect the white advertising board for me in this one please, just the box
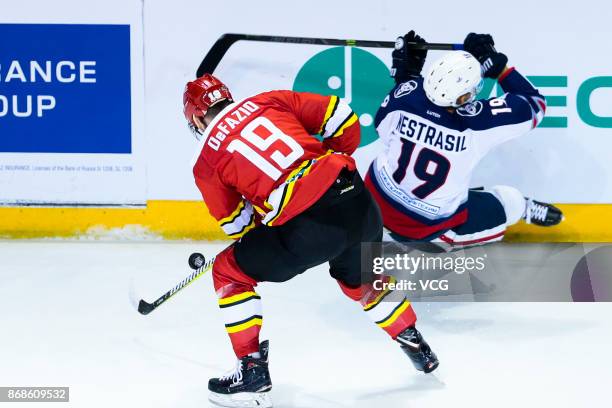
[0,0,145,205]
[144,0,612,204]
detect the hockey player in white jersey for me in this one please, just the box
[365,31,563,246]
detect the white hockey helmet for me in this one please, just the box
[423,51,483,108]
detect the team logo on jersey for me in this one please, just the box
[456,101,484,117]
[393,80,418,99]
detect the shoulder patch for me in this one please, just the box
[456,101,484,117]
[393,80,418,99]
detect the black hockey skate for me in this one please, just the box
[396,326,439,373]
[208,340,272,408]
[524,198,563,226]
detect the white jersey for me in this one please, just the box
[366,68,546,238]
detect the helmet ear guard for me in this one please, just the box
[423,51,483,108]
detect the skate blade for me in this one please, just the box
[209,390,272,408]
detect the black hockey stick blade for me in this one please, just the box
[197,33,463,76]
[138,299,155,315]
[132,254,216,315]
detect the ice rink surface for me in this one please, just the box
[1,240,611,408]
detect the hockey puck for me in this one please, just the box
[188,252,206,270]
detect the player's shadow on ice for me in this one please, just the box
[132,337,227,372]
[271,375,445,408]
[425,301,596,334]
[419,302,495,333]
[319,299,596,343]
[315,298,495,340]
[271,383,353,408]
[356,372,446,399]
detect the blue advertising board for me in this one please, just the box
[0,24,131,153]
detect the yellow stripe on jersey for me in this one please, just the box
[225,316,263,334]
[265,150,335,226]
[376,299,411,328]
[219,291,259,306]
[265,158,315,226]
[226,216,257,239]
[318,95,339,134]
[219,200,246,226]
[331,112,359,138]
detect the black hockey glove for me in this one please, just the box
[391,30,427,83]
[463,33,508,79]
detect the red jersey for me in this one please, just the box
[193,90,361,239]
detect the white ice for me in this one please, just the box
[0,241,610,408]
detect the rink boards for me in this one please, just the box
[0,201,610,241]
[2,0,612,242]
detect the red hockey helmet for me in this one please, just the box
[183,74,233,138]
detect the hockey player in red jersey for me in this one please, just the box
[185,74,439,407]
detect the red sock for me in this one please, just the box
[337,275,417,339]
[213,247,262,358]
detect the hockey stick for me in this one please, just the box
[132,252,213,315]
[197,33,463,76]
